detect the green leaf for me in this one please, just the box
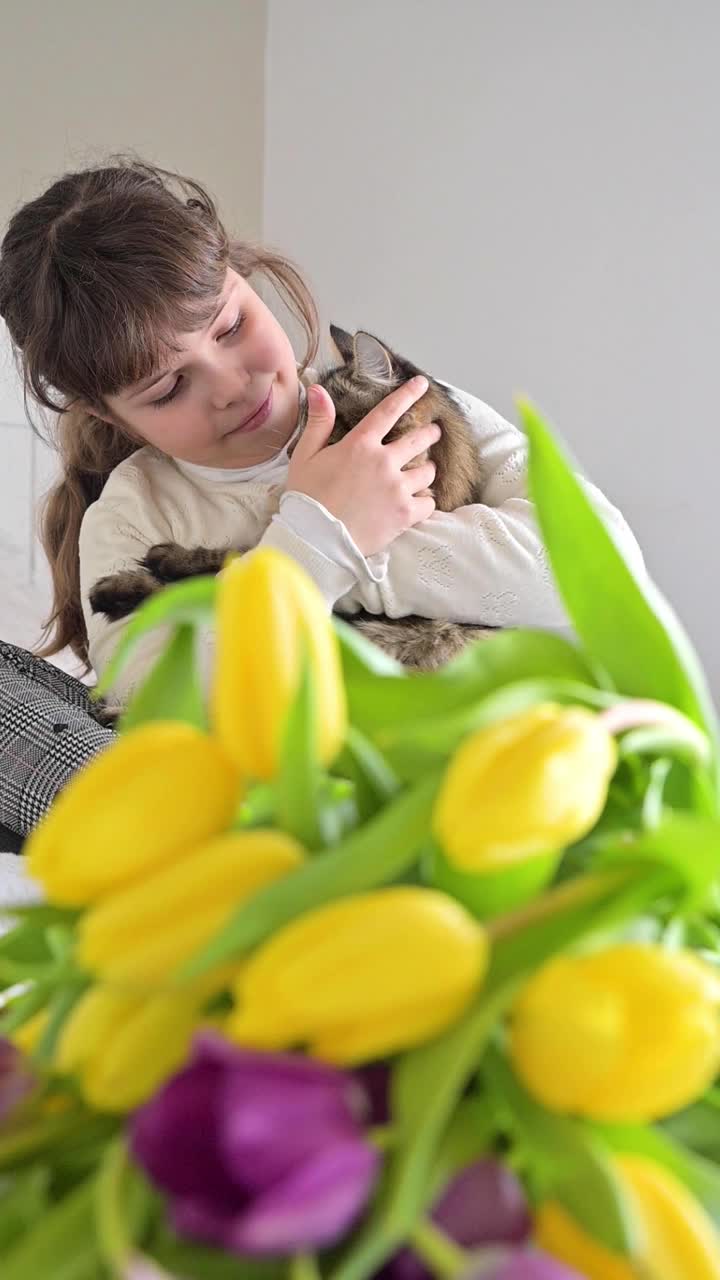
[95,1139,156,1272]
[519,397,720,787]
[178,771,442,981]
[0,1111,117,1173]
[338,627,598,741]
[0,1167,50,1252]
[661,1092,720,1162]
[329,985,513,1280]
[378,677,616,781]
[334,617,405,678]
[276,655,326,849]
[118,623,207,732]
[333,727,401,821]
[33,978,90,1067]
[591,812,720,910]
[93,574,217,699]
[426,840,560,921]
[0,981,54,1036]
[483,1047,637,1255]
[486,864,672,990]
[149,1229,283,1280]
[1,1176,99,1280]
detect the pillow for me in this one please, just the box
[0,641,115,840]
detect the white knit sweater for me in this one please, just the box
[79,380,645,704]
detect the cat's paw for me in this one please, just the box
[142,543,228,581]
[89,569,158,620]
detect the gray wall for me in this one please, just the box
[264,0,720,690]
[0,0,266,587]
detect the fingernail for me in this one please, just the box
[411,376,428,392]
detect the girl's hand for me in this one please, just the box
[287,377,440,556]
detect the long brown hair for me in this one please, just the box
[0,156,319,666]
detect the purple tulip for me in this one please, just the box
[0,1039,35,1122]
[464,1247,586,1279]
[379,1159,532,1280]
[129,1032,379,1255]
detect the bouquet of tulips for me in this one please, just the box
[2,400,720,1280]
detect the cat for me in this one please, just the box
[89,326,496,670]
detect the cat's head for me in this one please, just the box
[301,326,480,512]
[319,325,429,438]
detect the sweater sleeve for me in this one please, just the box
[351,384,645,629]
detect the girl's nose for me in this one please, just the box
[209,359,249,411]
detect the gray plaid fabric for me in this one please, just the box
[0,641,115,840]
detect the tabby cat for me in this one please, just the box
[89,327,495,670]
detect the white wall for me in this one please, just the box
[0,0,266,621]
[264,0,720,690]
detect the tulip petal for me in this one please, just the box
[78,831,303,983]
[222,1139,378,1254]
[130,1060,237,1204]
[220,1071,360,1192]
[227,888,487,1064]
[212,550,347,779]
[434,704,616,872]
[25,723,241,903]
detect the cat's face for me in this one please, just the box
[310,326,481,514]
[318,326,427,442]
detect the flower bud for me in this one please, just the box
[212,549,347,778]
[227,888,488,1063]
[56,984,211,1112]
[510,943,720,1121]
[130,1034,379,1254]
[25,723,241,904]
[536,1154,720,1279]
[433,704,616,872]
[78,830,304,985]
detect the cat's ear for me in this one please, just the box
[329,324,355,364]
[353,331,395,384]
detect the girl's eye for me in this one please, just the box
[151,313,245,409]
[152,380,183,409]
[222,312,244,340]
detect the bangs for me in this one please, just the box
[62,259,228,404]
[26,183,230,410]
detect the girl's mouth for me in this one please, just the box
[228,387,273,436]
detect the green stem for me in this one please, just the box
[409,1220,468,1279]
[486,867,633,942]
[369,1125,398,1151]
[291,1254,323,1280]
[95,1137,132,1269]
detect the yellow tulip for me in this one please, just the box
[78,830,305,986]
[226,887,488,1063]
[25,722,241,904]
[56,984,209,1112]
[433,703,616,871]
[510,943,720,1121]
[211,549,347,778]
[535,1199,635,1279]
[536,1155,720,1279]
[11,1009,48,1055]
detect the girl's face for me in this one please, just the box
[103,268,301,468]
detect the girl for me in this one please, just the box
[0,157,644,709]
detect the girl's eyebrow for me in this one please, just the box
[131,291,234,397]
